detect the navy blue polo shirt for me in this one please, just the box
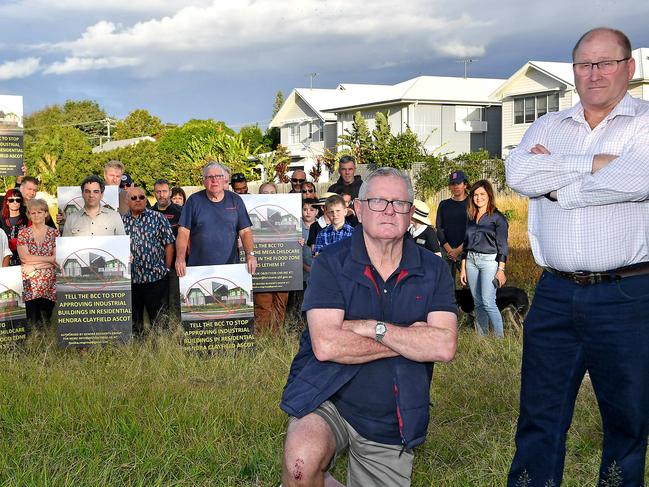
[301,227,457,444]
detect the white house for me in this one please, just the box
[493,48,649,157]
[269,76,505,179]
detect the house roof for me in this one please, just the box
[270,76,505,127]
[324,76,506,112]
[92,136,156,154]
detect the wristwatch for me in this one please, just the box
[375,321,387,342]
[246,251,256,257]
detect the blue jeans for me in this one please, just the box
[508,271,649,486]
[465,251,503,337]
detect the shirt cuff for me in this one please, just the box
[556,179,583,209]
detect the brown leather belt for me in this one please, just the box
[545,262,649,286]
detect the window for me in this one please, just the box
[513,93,560,124]
[289,124,300,144]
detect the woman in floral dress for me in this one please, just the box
[1,188,29,266]
[17,199,58,328]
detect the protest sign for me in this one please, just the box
[179,264,254,353]
[55,235,132,347]
[241,193,303,292]
[0,95,23,176]
[0,266,27,350]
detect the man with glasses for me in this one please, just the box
[281,167,457,487]
[230,173,249,195]
[123,186,175,336]
[506,28,649,486]
[175,162,256,277]
[289,169,307,193]
[327,155,363,199]
[63,175,125,236]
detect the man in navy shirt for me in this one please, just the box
[281,168,457,487]
[175,162,257,277]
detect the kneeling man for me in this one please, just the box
[280,167,458,487]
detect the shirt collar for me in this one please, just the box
[563,93,636,124]
[349,225,423,275]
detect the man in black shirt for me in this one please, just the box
[152,178,182,321]
[436,170,469,284]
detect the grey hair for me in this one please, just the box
[358,167,414,201]
[202,161,230,179]
[26,198,49,214]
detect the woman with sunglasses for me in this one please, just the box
[1,189,29,266]
[300,182,317,200]
[18,198,58,328]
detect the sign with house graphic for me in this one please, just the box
[57,185,119,218]
[55,235,132,348]
[0,95,23,176]
[240,193,303,292]
[0,266,27,350]
[179,264,254,353]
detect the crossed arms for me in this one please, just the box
[505,115,649,208]
[308,308,457,365]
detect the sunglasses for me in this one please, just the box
[301,188,315,193]
[7,198,22,203]
[291,178,306,184]
[231,173,246,182]
[130,195,147,201]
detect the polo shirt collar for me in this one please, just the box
[345,225,424,287]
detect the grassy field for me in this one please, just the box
[0,196,643,486]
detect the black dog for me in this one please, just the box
[455,286,529,317]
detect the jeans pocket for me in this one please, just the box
[615,275,649,300]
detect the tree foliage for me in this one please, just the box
[415,149,506,199]
[239,124,271,153]
[113,109,163,140]
[272,91,285,118]
[337,111,425,170]
[24,126,93,193]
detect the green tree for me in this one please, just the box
[113,109,163,140]
[239,124,270,153]
[90,141,173,193]
[24,126,93,193]
[272,91,285,118]
[337,111,372,165]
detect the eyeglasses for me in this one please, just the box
[573,58,629,76]
[301,188,315,193]
[291,178,306,184]
[359,198,413,214]
[7,198,22,203]
[205,174,226,181]
[130,195,147,201]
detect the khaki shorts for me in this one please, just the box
[291,400,414,487]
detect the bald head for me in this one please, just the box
[572,27,632,60]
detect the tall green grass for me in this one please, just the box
[0,327,639,486]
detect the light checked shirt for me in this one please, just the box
[506,94,649,272]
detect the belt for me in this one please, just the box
[545,262,649,286]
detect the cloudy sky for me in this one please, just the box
[0,0,648,128]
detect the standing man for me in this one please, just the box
[175,162,257,277]
[435,170,469,282]
[281,168,457,487]
[152,178,183,321]
[62,175,125,237]
[20,176,56,229]
[289,169,307,194]
[231,173,249,195]
[327,155,363,199]
[103,160,130,215]
[506,28,649,486]
[123,186,175,336]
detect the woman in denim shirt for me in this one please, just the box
[460,180,508,337]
